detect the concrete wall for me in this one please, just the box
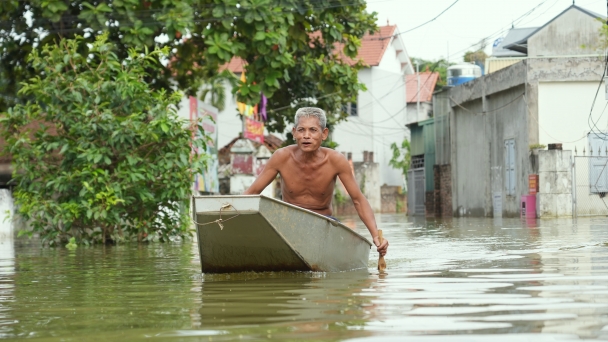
[538,80,606,152]
[405,102,432,126]
[333,158,382,214]
[446,57,604,218]
[527,56,604,155]
[449,62,529,217]
[537,150,573,217]
[528,8,603,57]
[353,161,382,212]
[380,185,406,213]
[0,189,13,240]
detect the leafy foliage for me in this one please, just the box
[0,0,378,134]
[0,35,207,246]
[463,50,488,67]
[389,139,411,179]
[200,76,228,112]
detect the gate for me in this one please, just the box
[407,168,425,216]
[573,155,608,217]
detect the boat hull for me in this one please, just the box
[192,195,372,273]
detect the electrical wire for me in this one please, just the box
[446,0,553,60]
[450,93,525,115]
[586,0,608,140]
[375,0,460,40]
[522,94,590,144]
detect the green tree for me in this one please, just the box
[463,38,488,67]
[200,76,229,112]
[0,0,378,133]
[389,139,411,182]
[463,50,488,66]
[0,34,208,246]
[410,57,453,90]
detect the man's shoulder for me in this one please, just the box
[322,147,347,161]
[274,145,297,155]
[270,145,295,160]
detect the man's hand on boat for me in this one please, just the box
[243,107,389,256]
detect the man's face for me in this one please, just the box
[292,116,329,152]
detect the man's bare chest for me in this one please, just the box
[279,162,337,185]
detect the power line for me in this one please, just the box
[586,0,608,141]
[375,0,461,40]
[446,0,553,60]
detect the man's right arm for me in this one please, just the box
[243,150,283,195]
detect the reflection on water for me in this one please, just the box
[0,214,607,340]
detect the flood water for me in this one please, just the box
[1,214,608,341]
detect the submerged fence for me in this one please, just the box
[573,156,608,217]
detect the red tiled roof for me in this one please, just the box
[221,25,397,72]
[406,72,440,103]
[220,57,246,73]
[341,25,396,67]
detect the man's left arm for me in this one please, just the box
[335,155,389,256]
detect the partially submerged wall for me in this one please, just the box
[537,150,573,217]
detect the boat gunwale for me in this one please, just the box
[192,194,372,247]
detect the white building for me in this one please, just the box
[332,25,414,187]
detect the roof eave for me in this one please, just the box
[503,43,528,54]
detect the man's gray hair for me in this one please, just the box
[294,107,327,129]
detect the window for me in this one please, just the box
[504,139,516,195]
[411,155,424,169]
[349,102,357,116]
[343,98,358,116]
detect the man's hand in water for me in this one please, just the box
[373,236,389,257]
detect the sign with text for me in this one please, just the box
[244,117,264,144]
[528,174,539,195]
[189,96,219,194]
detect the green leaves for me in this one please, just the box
[389,140,411,177]
[0,0,378,140]
[1,35,206,246]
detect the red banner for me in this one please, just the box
[244,117,264,144]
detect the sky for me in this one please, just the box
[365,0,607,63]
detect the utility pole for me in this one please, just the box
[415,61,420,119]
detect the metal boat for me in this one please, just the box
[192,195,372,273]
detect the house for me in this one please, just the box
[403,72,440,216]
[484,27,535,74]
[405,72,440,125]
[433,4,606,218]
[332,25,414,188]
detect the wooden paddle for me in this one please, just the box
[377,229,386,272]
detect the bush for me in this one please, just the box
[0,34,208,246]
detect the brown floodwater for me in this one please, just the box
[1,214,608,341]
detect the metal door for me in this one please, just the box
[407,168,426,216]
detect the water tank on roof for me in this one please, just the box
[447,63,482,87]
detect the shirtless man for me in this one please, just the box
[244,107,389,256]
